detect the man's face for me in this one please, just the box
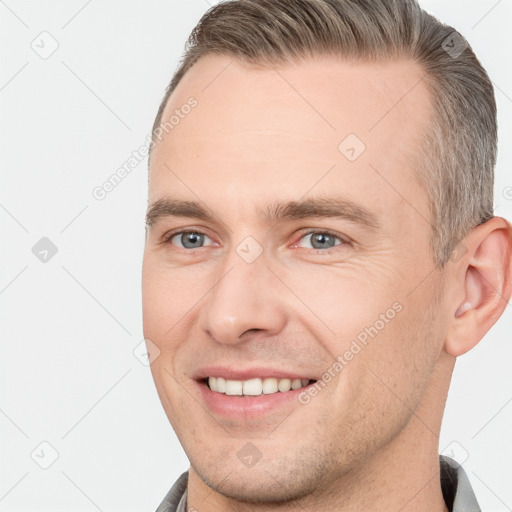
[142,55,449,502]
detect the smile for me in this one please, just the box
[206,376,315,396]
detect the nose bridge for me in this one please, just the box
[199,241,286,344]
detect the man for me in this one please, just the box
[142,0,511,510]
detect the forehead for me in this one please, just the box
[149,54,432,226]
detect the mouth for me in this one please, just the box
[204,376,317,396]
[194,372,319,420]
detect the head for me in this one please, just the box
[142,0,511,506]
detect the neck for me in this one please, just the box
[187,354,454,512]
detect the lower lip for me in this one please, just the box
[196,380,314,419]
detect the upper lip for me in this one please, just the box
[194,366,316,381]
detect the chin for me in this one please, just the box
[202,469,319,504]
[190,450,337,506]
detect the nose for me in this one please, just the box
[198,247,288,345]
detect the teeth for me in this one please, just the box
[216,377,226,393]
[243,378,262,396]
[262,378,278,394]
[278,378,291,392]
[225,379,243,396]
[208,376,311,396]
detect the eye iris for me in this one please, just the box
[181,232,204,248]
[310,233,336,249]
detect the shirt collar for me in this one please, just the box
[156,456,481,511]
[440,455,481,512]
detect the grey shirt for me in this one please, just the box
[155,455,481,512]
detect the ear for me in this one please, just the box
[444,217,512,357]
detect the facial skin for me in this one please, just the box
[142,54,511,511]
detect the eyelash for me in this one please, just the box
[160,228,350,254]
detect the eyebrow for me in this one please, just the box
[145,197,380,230]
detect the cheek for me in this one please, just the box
[350,293,442,419]
[141,264,167,340]
[141,258,203,343]
[289,266,438,405]
[319,300,440,460]
[280,265,399,350]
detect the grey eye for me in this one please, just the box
[305,232,340,250]
[171,232,211,249]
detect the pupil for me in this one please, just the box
[311,233,334,249]
[182,232,203,248]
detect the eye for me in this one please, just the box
[295,231,346,251]
[161,229,348,252]
[164,230,215,249]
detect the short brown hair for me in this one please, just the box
[151,0,497,267]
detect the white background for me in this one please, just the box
[1,1,511,510]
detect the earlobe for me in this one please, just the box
[445,217,512,357]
